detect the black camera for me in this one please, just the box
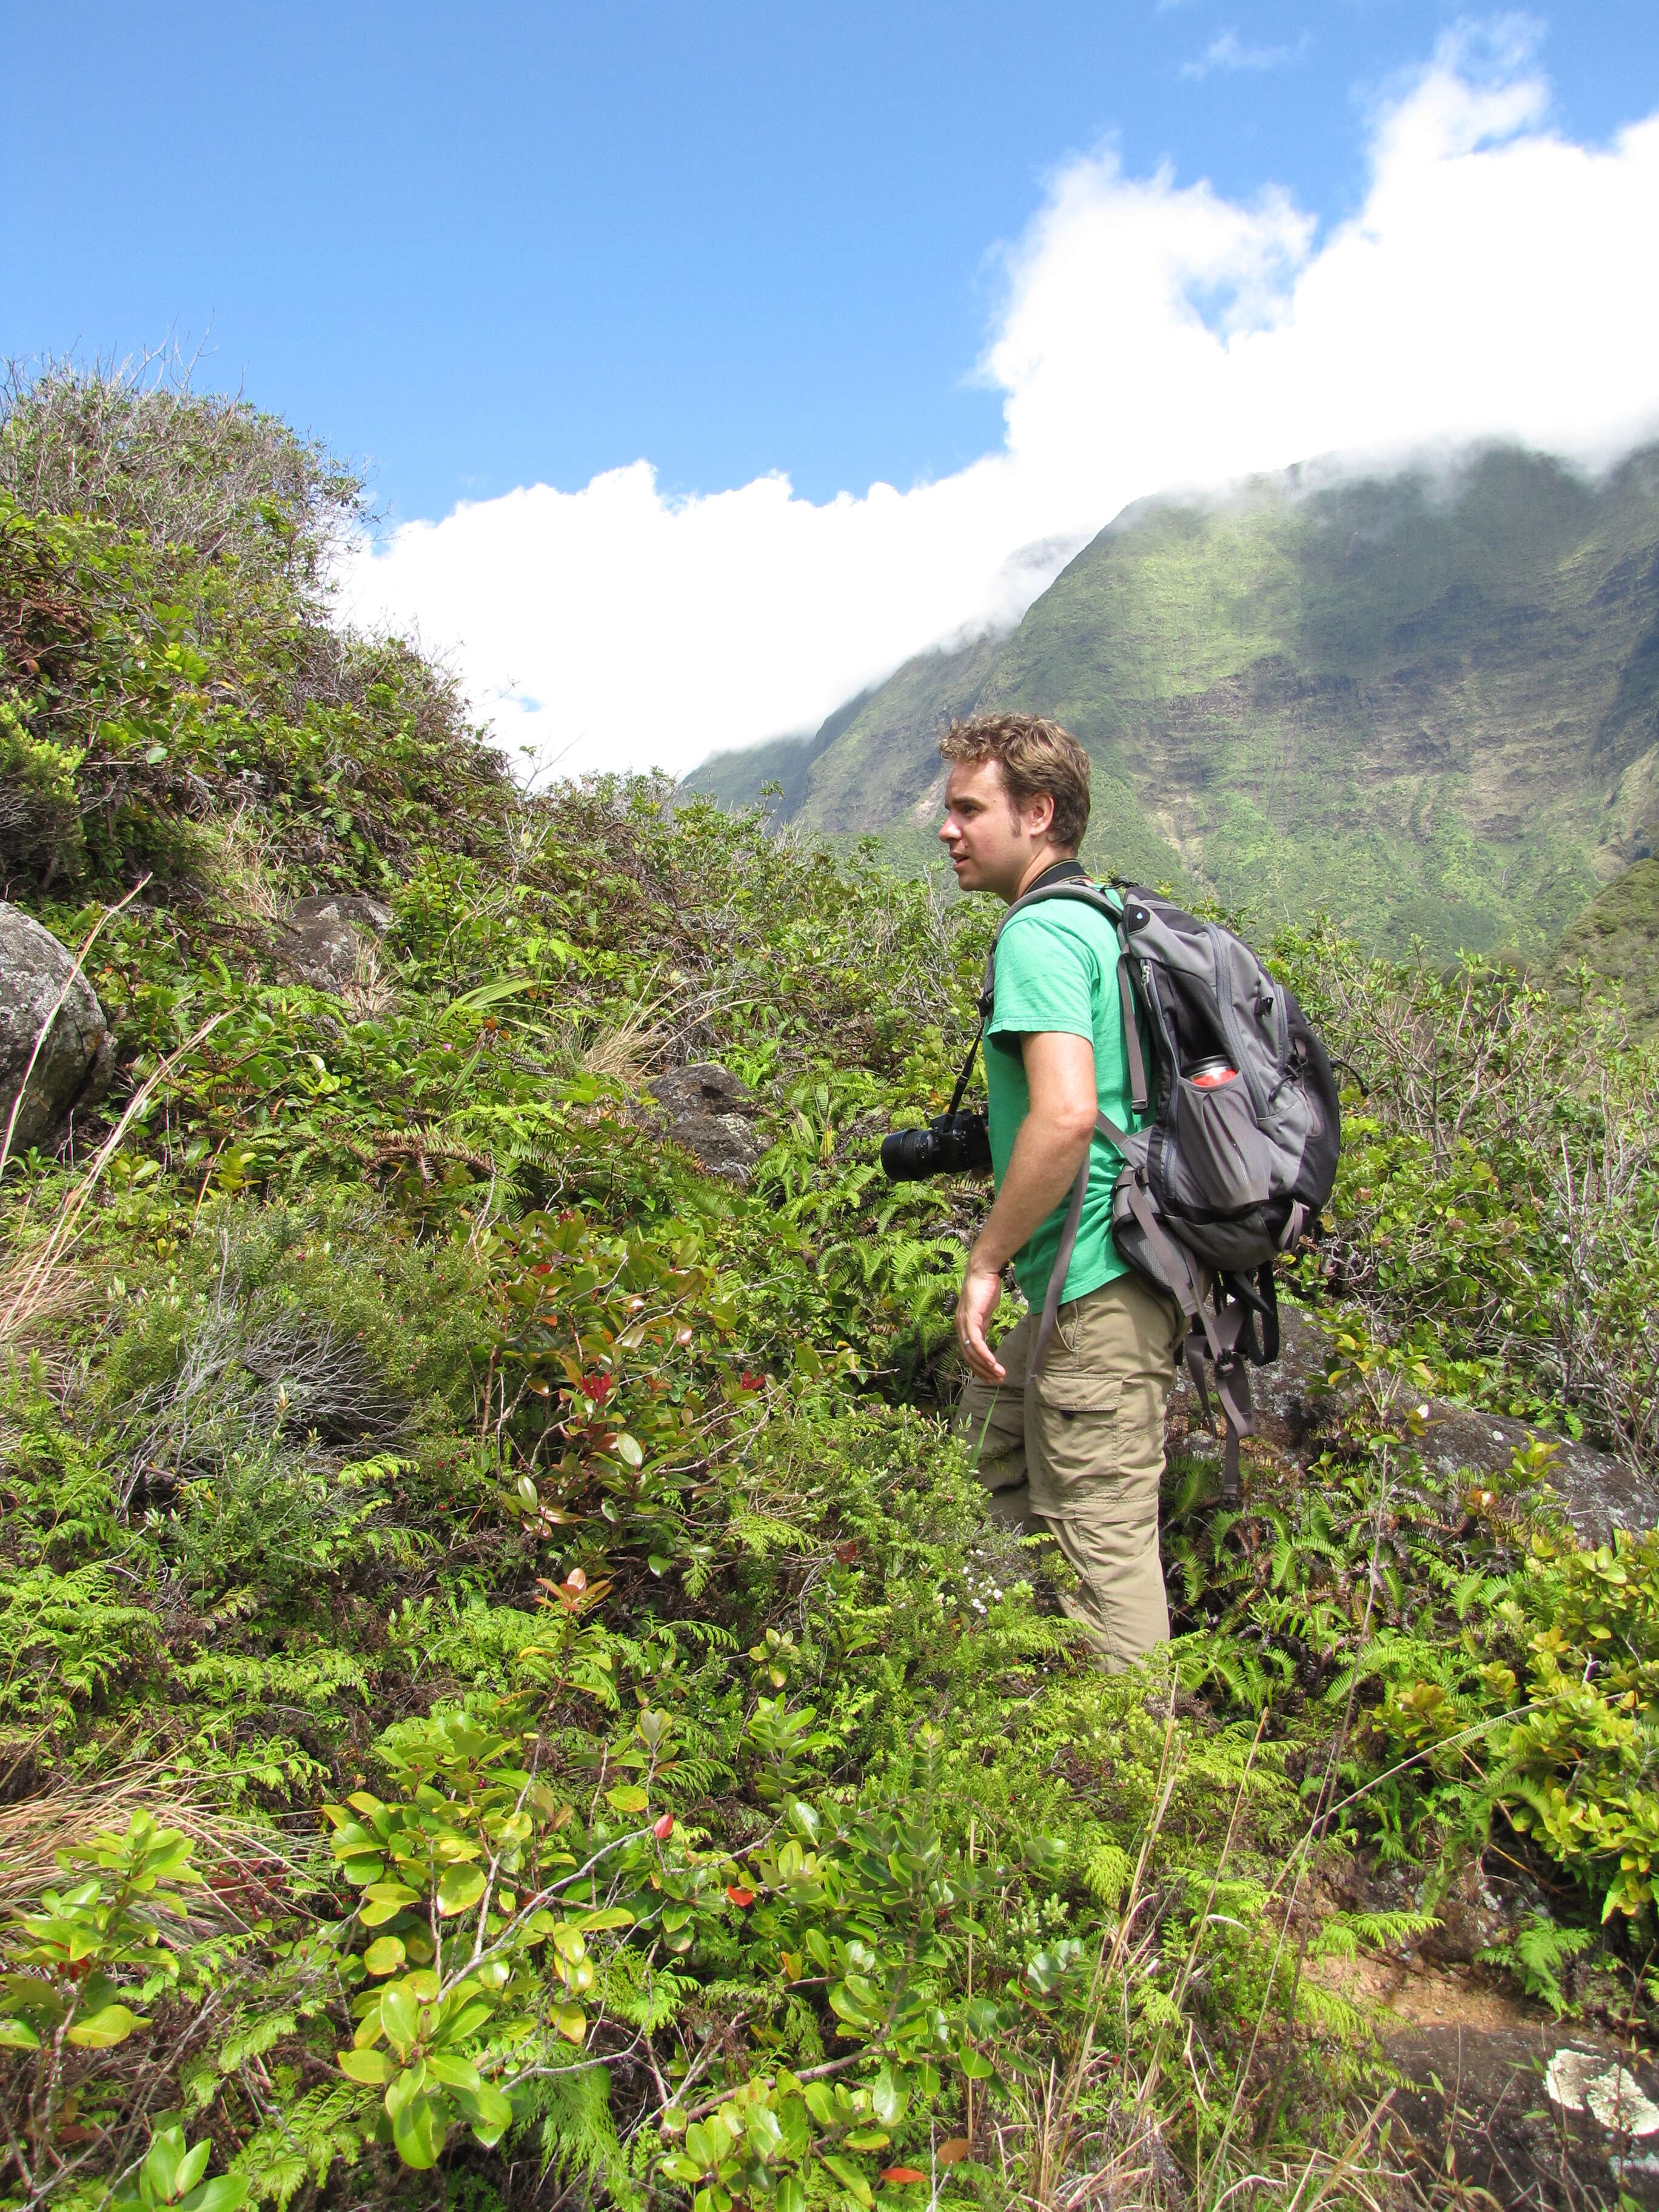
[880,1110,992,1182]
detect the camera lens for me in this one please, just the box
[879,1125,939,1181]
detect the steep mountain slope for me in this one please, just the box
[1550,854,1659,1031]
[691,444,1659,954]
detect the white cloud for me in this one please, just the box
[341,23,1659,782]
[1179,30,1307,82]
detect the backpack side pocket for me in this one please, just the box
[1176,1076,1272,1209]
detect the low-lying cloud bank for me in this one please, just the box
[340,22,1659,782]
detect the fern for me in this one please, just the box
[516,2065,638,2208]
[233,2080,374,2207]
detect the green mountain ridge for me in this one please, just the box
[689,444,1659,956]
[1549,854,1659,1031]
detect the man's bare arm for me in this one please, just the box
[956,1030,1096,1383]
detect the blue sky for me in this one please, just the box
[5,6,1659,774]
[6,2,1655,520]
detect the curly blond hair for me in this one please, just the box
[938,713,1091,851]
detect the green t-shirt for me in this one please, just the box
[985,897,1138,1315]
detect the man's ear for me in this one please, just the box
[1024,791,1057,841]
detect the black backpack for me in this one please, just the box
[962,863,1341,1501]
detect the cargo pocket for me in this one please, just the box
[1028,1365,1123,1517]
[1176,1076,1272,1209]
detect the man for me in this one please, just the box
[941,713,1182,1672]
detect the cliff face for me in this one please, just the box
[690,444,1659,956]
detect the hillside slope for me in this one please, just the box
[692,444,1659,955]
[1550,853,1659,1030]
[10,370,1659,2210]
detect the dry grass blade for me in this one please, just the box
[341,934,400,1021]
[0,1245,89,1387]
[1,1010,225,1351]
[581,998,667,1085]
[211,808,287,930]
[0,1765,330,1931]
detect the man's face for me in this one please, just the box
[940,757,1053,900]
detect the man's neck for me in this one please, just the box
[1005,846,1081,903]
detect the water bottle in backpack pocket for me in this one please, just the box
[1171,1061,1272,1212]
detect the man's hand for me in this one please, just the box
[957,1030,1098,1385]
[956,1253,1007,1382]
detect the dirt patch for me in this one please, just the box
[1310,1951,1535,2033]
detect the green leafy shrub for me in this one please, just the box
[1274,917,1659,1461]
[15,367,1659,2209]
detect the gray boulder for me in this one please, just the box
[647,1062,763,1184]
[1171,1301,1655,1543]
[0,901,113,1153]
[276,893,393,990]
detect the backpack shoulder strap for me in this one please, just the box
[990,880,1149,1118]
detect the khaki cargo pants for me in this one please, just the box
[954,1272,1182,1672]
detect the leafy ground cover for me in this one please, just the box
[5,366,1659,2212]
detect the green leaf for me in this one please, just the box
[802,2082,836,2126]
[391,2091,447,2170]
[363,1936,406,1976]
[384,2058,428,2119]
[574,1906,635,1931]
[460,2079,514,2139]
[67,2002,146,2048]
[143,2126,188,2200]
[822,2154,874,2207]
[172,2140,211,2199]
[379,1982,421,2052]
[870,2067,907,2126]
[340,1856,386,1886]
[605,1785,649,1814]
[554,2003,586,2044]
[428,2052,482,2093]
[615,1432,644,1467]
[359,1877,419,1926]
[437,1864,488,1915]
[338,2046,393,2085]
[0,2017,40,2049]
[179,2179,249,2212]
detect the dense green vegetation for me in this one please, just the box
[1551,856,1659,1036]
[7,369,1659,2212]
[691,447,1659,960]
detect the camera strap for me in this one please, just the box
[945,1025,985,1118]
